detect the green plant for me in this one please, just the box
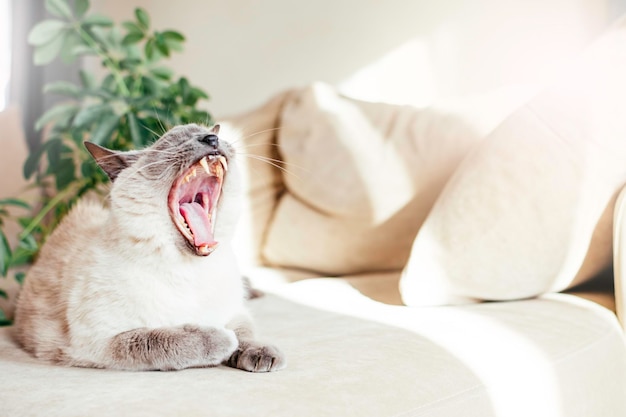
[0,0,212,323]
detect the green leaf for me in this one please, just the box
[33,30,67,65]
[44,81,82,98]
[59,31,80,63]
[0,289,7,299]
[23,144,46,179]
[119,57,142,70]
[82,14,114,27]
[0,308,11,326]
[45,0,73,19]
[150,66,173,80]
[35,103,79,131]
[0,199,31,210]
[155,33,170,57]
[0,231,10,276]
[191,87,209,100]
[9,246,36,268]
[54,158,77,190]
[75,0,90,18]
[79,69,96,89]
[164,39,184,53]
[144,37,156,60]
[122,32,144,45]
[28,20,67,46]
[161,30,185,42]
[88,113,120,145]
[70,43,95,57]
[135,8,150,30]
[73,103,113,128]
[122,21,143,35]
[14,272,26,285]
[46,137,64,171]
[127,113,143,147]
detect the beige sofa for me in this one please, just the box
[2,20,626,417]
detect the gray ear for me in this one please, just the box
[84,142,140,182]
[209,124,220,134]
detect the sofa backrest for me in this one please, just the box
[228,83,524,275]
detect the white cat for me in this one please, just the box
[14,123,285,372]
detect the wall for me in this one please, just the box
[92,0,616,118]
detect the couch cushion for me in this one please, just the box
[400,18,626,305]
[259,83,512,275]
[1,276,624,417]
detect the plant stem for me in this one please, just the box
[73,23,131,97]
[19,179,89,240]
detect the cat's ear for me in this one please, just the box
[209,124,220,135]
[84,142,140,182]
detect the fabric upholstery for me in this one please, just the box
[1,273,624,417]
[400,18,626,306]
[240,83,521,275]
[613,186,626,331]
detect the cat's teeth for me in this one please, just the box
[219,156,228,171]
[199,157,211,175]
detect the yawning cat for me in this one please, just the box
[13,123,286,372]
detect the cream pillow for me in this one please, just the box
[400,19,626,306]
[260,83,512,275]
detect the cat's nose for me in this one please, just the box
[200,134,219,148]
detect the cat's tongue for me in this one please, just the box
[179,202,215,248]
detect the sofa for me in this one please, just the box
[2,18,626,417]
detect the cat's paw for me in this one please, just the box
[183,325,238,364]
[228,342,286,373]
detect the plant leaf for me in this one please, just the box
[0,199,31,210]
[127,113,143,147]
[35,103,79,131]
[45,0,73,19]
[54,158,77,190]
[154,33,170,57]
[161,31,185,42]
[88,113,120,145]
[145,37,156,60]
[0,231,10,276]
[33,30,68,65]
[0,308,11,326]
[0,289,7,299]
[14,272,26,285]
[150,66,173,80]
[122,32,144,45]
[122,21,143,35]
[73,103,113,128]
[71,43,95,57]
[79,69,96,89]
[28,20,67,46]
[135,8,150,30]
[75,0,90,18]
[44,80,82,98]
[82,14,114,27]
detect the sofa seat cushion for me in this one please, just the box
[1,275,625,417]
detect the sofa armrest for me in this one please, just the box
[613,185,626,331]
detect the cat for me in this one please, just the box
[13,123,286,372]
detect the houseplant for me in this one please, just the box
[0,0,213,324]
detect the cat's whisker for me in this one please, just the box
[152,105,168,135]
[228,127,284,148]
[240,154,305,180]
[238,152,308,172]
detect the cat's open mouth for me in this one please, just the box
[168,155,228,256]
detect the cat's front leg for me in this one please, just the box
[225,314,286,373]
[103,325,238,371]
